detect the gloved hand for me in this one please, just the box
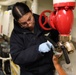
[47,41,63,56]
[38,41,53,53]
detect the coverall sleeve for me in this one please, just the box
[10,32,43,66]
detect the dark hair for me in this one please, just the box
[12,2,31,21]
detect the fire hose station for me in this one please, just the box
[39,0,75,64]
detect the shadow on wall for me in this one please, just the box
[72,41,76,49]
[71,18,76,42]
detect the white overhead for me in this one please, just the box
[53,0,75,4]
[0,0,26,6]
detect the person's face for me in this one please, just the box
[18,12,35,30]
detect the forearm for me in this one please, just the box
[54,64,67,75]
[11,44,43,65]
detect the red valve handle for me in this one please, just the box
[39,10,52,30]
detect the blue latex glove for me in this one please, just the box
[38,41,53,53]
[47,41,63,56]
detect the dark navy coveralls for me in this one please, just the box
[10,14,59,75]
